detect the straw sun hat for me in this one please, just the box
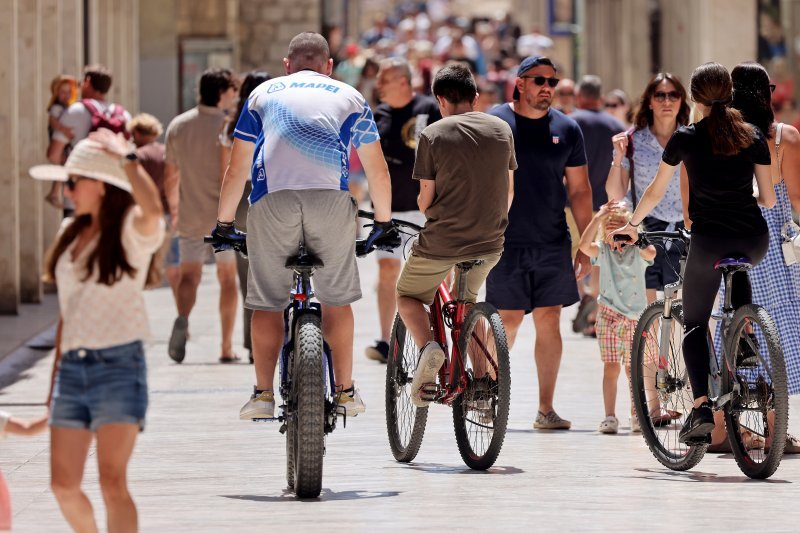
[29,137,133,193]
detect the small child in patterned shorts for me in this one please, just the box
[579,201,655,434]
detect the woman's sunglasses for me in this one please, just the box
[65,176,88,191]
[605,101,623,109]
[521,75,561,88]
[653,91,681,103]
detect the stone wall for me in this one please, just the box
[237,0,322,74]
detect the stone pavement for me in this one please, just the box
[2,256,800,532]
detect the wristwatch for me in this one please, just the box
[123,151,138,165]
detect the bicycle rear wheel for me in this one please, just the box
[722,304,787,479]
[631,301,706,470]
[452,303,510,470]
[385,314,428,462]
[290,313,325,497]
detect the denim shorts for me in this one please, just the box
[50,341,148,432]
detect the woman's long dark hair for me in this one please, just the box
[44,184,160,287]
[731,61,774,139]
[224,71,271,140]
[691,62,754,156]
[633,72,691,130]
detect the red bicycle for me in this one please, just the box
[360,211,511,470]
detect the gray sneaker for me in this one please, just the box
[533,410,572,430]
[338,386,366,417]
[168,316,189,363]
[410,342,446,408]
[240,390,275,420]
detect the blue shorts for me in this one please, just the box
[642,217,684,290]
[486,242,580,314]
[50,341,148,432]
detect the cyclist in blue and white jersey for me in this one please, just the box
[214,33,396,420]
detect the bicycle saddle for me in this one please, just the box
[713,257,752,271]
[285,254,324,270]
[456,260,485,271]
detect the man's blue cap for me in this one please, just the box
[513,56,556,100]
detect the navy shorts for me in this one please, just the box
[486,242,580,314]
[50,341,148,432]
[643,217,685,290]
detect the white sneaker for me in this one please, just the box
[410,342,445,408]
[240,390,275,420]
[338,386,366,417]
[599,415,619,434]
[630,415,641,433]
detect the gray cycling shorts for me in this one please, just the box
[245,189,361,312]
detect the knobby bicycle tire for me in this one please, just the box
[722,304,788,479]
[291,313,325,498]
[452,303,510,470]
[385,314,428,462]
[631,301,707,470]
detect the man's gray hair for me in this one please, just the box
[378,57,412,84]
[577,75,603,100]
[287,32,330,68]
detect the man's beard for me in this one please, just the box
[525,93,551,111]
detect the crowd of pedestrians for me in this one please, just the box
[8,6,800,526]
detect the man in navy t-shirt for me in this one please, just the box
[487,56,593,430]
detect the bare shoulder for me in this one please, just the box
[780,124,800,145]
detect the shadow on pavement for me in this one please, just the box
[632,467,791,483]
[221,488,402,502]
[390,462,524,475]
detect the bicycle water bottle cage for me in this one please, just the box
[285,253,324,272]
[713,257,752,272]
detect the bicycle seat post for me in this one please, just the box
[455,265,470,302]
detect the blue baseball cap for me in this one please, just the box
[513,56,557,101]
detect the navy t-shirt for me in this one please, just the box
[662,119,770,237]
[570,108,625,210]
[490,104,588,246]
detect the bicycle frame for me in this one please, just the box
[278,245,338,434]
[646,231,741,408]
[429,268,500,405]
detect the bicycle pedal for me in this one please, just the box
[419,383,440,401]
[684,434,712,445]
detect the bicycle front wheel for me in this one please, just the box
[722,304,788,479]
[452,303,510,470]
[385,314,428,462]
[290,313,325,498]
[631,301,706,470]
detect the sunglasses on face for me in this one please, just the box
[653,91,681,103]
[521,75,560,88]
[65,176,88,191]
[605,101,622,109]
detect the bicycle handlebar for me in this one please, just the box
[615,228,691,249]
[357,209,423,232]
[204,234,248,256]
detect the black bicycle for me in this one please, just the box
[204,212,406,498]
[622,230,788,479]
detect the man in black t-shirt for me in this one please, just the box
[487,56,593,430]
[365,58,441,363]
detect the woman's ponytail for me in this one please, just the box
[691,63,754,156]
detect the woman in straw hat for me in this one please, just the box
[30,128,164,532]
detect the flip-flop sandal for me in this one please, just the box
[650,409,682,426]
[785,434,800,454]
[219,354,241,364]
